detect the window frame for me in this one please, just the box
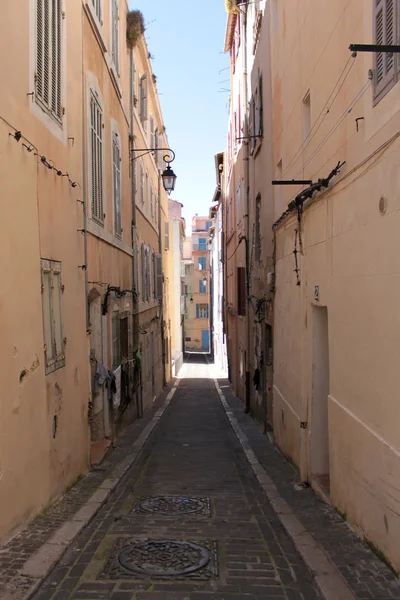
[41,259,65,375]
[373,0,399,104]
[35,0,64,124]
[198,256,206,271]
[196,303,209,319]
[89,90,104,224]
[110,0,120,77]
[199,279,207,294]
[112,130,122,237]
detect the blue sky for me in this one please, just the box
[129,0,229,233]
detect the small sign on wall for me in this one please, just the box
[314,285,320,301]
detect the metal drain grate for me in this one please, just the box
[131,496,211,516]
[101,538,218,580]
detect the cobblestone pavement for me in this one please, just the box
[218,378,400,600]
[0,388,170,594]
[30,355,321,600]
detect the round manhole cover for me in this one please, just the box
[118,540,211,576]
[137,496,207,515]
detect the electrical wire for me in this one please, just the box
[226,237,245,261]
[293,79,371,179]
[282,54,356,177]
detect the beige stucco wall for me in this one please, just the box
[271,0,400,570]
[0,0,89,538]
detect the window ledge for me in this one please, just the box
[45,357,65,376]
[110,65,122,99]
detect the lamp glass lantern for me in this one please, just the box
[161,164,177,195]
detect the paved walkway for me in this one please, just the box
[2,355,400,600]
[29,356,320,600]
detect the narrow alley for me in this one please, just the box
[1,356,396,600]
[24,355,320,600]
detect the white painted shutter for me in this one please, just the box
[164,221,170,250]
[113,133,121,235]
[157,132,164,171]
[36,0,62,119]
[140,74,148,123]
[150,115,155,149]
[374,0,396,97]
[90,92,104,222]
[135,244,140,296]
[112,0,120,75]
[155,255,163,299]
[141,245,146,301]
[140,160,144,204]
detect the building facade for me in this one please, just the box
[167,199,186,376]
[0,1,174,540]
[221,0,400,573]
[184,216,213,352]
[0,0,89,538]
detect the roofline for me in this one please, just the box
[224,13,237,53]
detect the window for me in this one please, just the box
[164,221,170,250]
[155,254,163,299]
[198,257,206,270]
[237,266,246,316]
[111,0,119,76]
[139,73,148,129]
[90,92,104,223]
[112,132,121,236]
[199,279,207,294]
[150,115,155,149]
[140,160,144,204]
[91,0,102,22]
[255,193,261,263]
[374,0,399,103]
[150,185,154,219]
[250,73,263,154]
[145,171,149,208]
[112,311,120,370]
[41,259,65,374]
[36,0,63,121]
[196,303,209,319]
[198,237,207,250]
[237,178,241,222]
[205,221,212,232]
[141,244,146,301]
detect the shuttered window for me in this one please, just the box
[90,92,104,223]
[141,244,146,301]
[91,0,102,22]
[112,133,122,236]
[250,72,263,154]
[155,255,163,299]
[374,0,398,102]
[164,221,170,250]
[150,115,155,150]
[255,193,261,263]
[139,160,144,204]
[139,73,148,128]
[41,259,65,374]
[196,304,209,319]
[237,266,246,316]
[111,0,120,76]
[36,0,63,121]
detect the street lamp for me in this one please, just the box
[131,147,177,195]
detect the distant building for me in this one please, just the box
[183,216,213,352]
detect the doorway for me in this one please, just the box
[311,306,330,495]
[201,329,210,351]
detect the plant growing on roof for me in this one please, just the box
[225,0,240,14]
[126,10,145,49]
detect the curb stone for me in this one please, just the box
[0,379,180,600]
[214,378,356,600]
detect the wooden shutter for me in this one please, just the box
[374,0,397,98]
[141,244,146,301]
[140,74,148,123]
[112,0,119,75]
[157,132,164,170]
[257,73,263,136]
[140,160,144,204]
[150,116,155,149]
[237,266,246,316]
[113,133,121,235]
[155,255,163,299]
[36,0,62,119]
[90,92,104,222]
[135,244,140,296]
[164,221,170,250]
[146,248,150,300]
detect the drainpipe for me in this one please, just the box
[81,9,88,330]
[242,2,251,414]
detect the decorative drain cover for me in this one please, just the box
[101,539,218,580]
[132,496,211,516]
